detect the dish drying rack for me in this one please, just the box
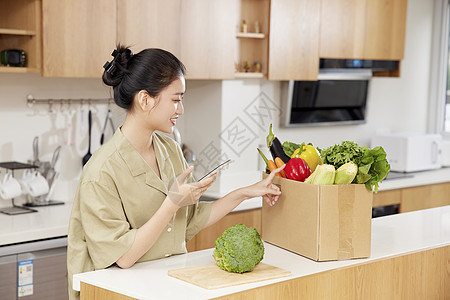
[0,161,63,215]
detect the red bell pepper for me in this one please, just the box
[284,158,311,182]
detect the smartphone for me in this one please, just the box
[197,159,232,181]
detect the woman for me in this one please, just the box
[67,45,284,299]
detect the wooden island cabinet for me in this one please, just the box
[187,208,261,252]
[74,206,450,300]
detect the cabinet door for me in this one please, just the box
[117,0,181,55]
[320,0,407,61]
[186,208,261,252]
[180,0,236,79]
[42,0,116,77]
[400,183,450,213]
[268,0,320,80]
[319,0,366,59]
[17,247,68,300]
[372,189,401,208]
[363,0,407,60]
[0,255,17,300]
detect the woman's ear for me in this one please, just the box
[136,90,155,112]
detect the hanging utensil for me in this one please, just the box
[46,145,62,186]
[32,136,39,166]
[82,110,92,166]
[100,109,114,145]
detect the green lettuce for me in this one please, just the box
[319,141,390,193]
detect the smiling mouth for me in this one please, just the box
[170,118,178,125]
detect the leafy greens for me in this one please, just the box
[319,141,390,193]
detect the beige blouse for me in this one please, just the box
[67,129,212,300]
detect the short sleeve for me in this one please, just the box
[185,201,213,241]
[79,178,136,269]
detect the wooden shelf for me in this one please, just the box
[0,28,37,36]
[0,66,40,73]
[236,32,265,39]
[234,72,264,78]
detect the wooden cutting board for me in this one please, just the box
[168,263,291,289]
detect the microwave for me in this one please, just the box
[371,132,443,173]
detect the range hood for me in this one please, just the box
[320,58,399,72]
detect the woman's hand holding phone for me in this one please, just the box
[167,166,217,207]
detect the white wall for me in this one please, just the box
[0,73,119,201]
[0,0,435,199]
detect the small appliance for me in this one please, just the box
[0,49,26,67]
[370,132,443,173]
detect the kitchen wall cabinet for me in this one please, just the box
[373,182,450,213]
[117,0,235,80]
[179,0,236,79]
[186,208,261,252]
[117,0,181,56]
[0,0,41,73]
[42,0,116,77]
[320,0,407,61]
[235,0,270,79]
[268,0,320,81]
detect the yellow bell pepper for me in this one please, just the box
[291,145,321,172]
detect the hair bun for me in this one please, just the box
[102,44,133,87]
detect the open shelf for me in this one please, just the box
[235,0,269,79]
[236,32,265,39]
[0,66,40,73]
[0,0,42,73]
[234,72,264,79]
[0,28,37,36]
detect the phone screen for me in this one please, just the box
[197,159,232,181]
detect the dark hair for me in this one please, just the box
[102,44,186,110]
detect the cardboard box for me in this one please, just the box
[262,174,373,261]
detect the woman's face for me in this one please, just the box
[149,76,186,133]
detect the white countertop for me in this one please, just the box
[378,167,450,191]
[1,167,449,248]
[0,202,73,246]
[73,205,450,300]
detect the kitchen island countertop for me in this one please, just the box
[1,167,450,248]
[73,205,450,300]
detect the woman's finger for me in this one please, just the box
[265,164,286,182]
[198,173,217,186]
